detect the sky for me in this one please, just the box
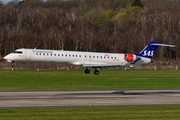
[0,0,18,4]
[0,0,48,4]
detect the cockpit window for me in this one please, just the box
[12,51,23,54]
[17,51,23,54]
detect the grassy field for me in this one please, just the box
[0,69,180,119]
[0,106,180,120]
[0,69,180,90]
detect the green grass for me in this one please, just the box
[0,69,180,119]
[0,69,180,90]
[0,106,180,120]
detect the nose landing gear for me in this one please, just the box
[11,62,15,70]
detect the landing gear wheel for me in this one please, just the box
[12,62,15,70]
[84,68,90,74]
[94,69,99,75]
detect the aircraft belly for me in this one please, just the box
[83,59,128,67]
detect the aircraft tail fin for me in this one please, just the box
[136,41,175,58]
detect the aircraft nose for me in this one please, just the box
[4,55,8,60]
[4,55,12,62]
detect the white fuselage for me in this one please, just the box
[4,48,151,67]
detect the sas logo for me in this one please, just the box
[142,50,154,57]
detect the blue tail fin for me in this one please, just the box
[136,41,175,59]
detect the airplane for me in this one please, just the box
[4,41,175,75]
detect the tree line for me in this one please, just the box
[0,0,179,61]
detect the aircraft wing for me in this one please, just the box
[83,64,121,67]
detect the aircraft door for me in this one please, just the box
[115,57,119,61]
[26,49,31,60]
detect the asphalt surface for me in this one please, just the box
[0,89,180,108]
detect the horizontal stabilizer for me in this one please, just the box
[150,43,175,47]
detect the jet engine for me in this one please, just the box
[124,53,137,62]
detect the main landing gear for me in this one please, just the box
[84,68,100,75]
[84,68,90,74]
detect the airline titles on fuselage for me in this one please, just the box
[33,50,53,54]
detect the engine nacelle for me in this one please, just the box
[124,53,137,62]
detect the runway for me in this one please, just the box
[0,89,180,108]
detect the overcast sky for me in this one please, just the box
[1,0,15,4]
[1,0,48,4]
